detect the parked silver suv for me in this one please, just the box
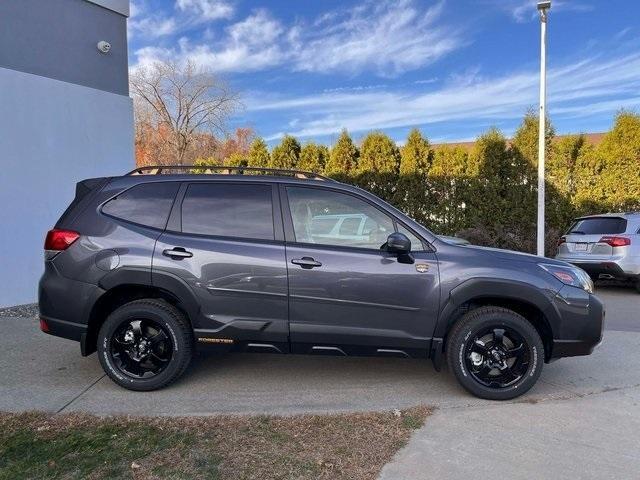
[556,212,640,292]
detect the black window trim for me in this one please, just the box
[279,184,433,253]
[99,180,181,231]
[168,181,285,244]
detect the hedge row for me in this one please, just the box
[199,111,640,256]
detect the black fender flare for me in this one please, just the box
[97,267,200,323]
[430,277,561,369]
[81,267,202,356]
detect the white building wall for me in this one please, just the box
[0,67,134,306]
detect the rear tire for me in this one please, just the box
[97,299,194,391]
[446,306,544,400]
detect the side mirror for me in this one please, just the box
[385,233,414,264]
[386,232,411,254]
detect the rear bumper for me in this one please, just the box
[571,261,632,279]
[39,261,103,354]
[549,287,605,360]
[40,315,86,342]
[556,256,639,278]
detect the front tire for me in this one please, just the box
[97,299,194,391]
[446,306,544,400]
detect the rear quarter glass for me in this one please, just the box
[101,182,180,229]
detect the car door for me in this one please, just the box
[152,181,289,351]
[281,184,440,357]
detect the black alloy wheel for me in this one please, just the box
[110,318,173,379]
[446,306,544,400]
[98,299,194,391]
[464,326,529,389]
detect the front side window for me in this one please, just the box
[102,182,179,229]
[181,183,274,240]
[397,224,425,251]
[287,187,395,249]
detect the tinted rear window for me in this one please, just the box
[568,217,627,235]
[102,182,179,229]
[181,183,274,240]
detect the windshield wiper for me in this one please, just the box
[569,230,586,235]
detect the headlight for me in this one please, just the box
[539,263,594,294]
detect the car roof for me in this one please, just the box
[110,172,346,187]
[576,212,640,219]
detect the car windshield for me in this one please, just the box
[567,217,627,235]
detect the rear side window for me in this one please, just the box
[568,217,627,235]
[181,183,274,240]
[102,182,179,229]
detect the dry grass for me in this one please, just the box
[0,406,431,480]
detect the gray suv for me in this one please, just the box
[556,213,640,292]
[39,166,604,400]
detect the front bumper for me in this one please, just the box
[548,286,605,359]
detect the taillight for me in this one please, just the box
[40,318,50,333]
[599,236,631,247]
[557,237,566,247]
[44,229,80,250]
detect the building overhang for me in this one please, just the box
[86,0,129,17]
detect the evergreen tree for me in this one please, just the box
[270,135,301,169]
[358,131,400,174]
[326,129,359,174]
[430,146,471,177]
[298,143,329,173]
[510,110,555,187]
[400,128,430,175]
[223,152,248,167]
[575,111,640,211]
[190,156,219,174]
[469,127,513,229]
[473,127,514,187]
[549,134,586,197]
[247,137,270,168]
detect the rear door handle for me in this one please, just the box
[163,247,193,259]
[291,257,322,269]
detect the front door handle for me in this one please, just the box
[163,247,193,259]
[291,257,322,269]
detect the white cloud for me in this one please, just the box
[130,15,178,39]
[135,10,286,72]
[175,0,234,21]
[248,52,640,140]
[131,0,463,77]
[129,0,233,39]
[290,0,462,77]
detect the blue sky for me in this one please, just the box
[128,0,640,145]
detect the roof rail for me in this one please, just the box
[126,165,335,181]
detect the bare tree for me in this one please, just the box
[131,60,241,165]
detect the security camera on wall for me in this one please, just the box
[97,41,111,54]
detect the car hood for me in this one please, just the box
[460,244,571,267]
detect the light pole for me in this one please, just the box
[536,1,551,257]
